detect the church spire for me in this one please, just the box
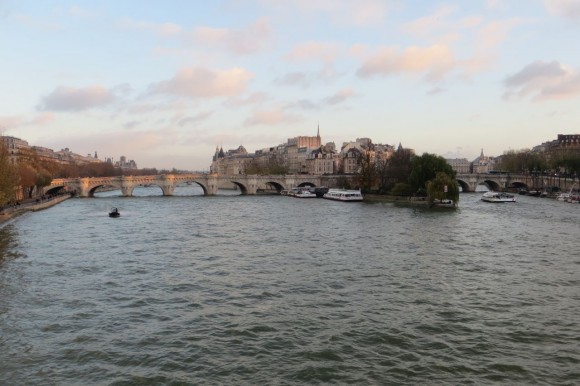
[317,122,320,138]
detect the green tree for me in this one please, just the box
[409,153,456,194]
[427,172,460,205]
[376,145,412,194]
[390,182,412,196]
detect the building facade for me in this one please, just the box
[446,158,471,174]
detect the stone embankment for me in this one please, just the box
[363,194,430,205]
[0,194,72,225]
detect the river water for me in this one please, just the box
[0,187,579,385]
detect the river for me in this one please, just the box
[0,187,579,385]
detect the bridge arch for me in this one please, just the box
[44,184,67,196]
[508,181,529,191]
[87,182,124,197]
[263,181,285,193]
[456,179,470,193]
[229,180,249,195]
[480,179,502,192]
[174,179,211,195]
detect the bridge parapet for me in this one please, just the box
[456,173,577,192]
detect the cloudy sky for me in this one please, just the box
[1,0,579,170]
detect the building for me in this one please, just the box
[447,158,471,174]
[208,129,400,177]
[306,143,337,175]
[210,145,253,175]
[1,136,30,165]
[472,149,496,173]
[338,138,395,174]
[285,128,322,174]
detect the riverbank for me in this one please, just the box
[0,194,72,226]
[364,194,431,205]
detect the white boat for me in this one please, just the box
[295,190,316,198]
[557,184,577,202]
[481,191,516,203]
[323,189,363,202]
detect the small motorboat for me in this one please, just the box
[109,207,120,217]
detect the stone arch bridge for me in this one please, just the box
[46,174,355,197]
[46,173,577,197]
[456,173,576,192]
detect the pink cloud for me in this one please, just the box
[191,17,273,55]
[244,108,303,126]
[543,0,580,20]
[403,5,457,37]
[29,112,56,125]
[0,115,26,130]
[275,71,309,86]
[476,18,526,52]
[0,112,56,130]
[174,111,213,127]
[503,60,580,101]
[324,88,356,105]
[224,92,268,107]
[357,44,455,81]
[40,86,115,111]
[284,42,340,64]
[150,67,253,99]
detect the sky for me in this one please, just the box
[1,0,580,171]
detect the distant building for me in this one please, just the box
[210,145,252,174]
[1,136,30,165]
[447,158,471,174]
[208,128,399,177]
[117,155,138,169]
[306,143,336,175]
[472,149,496,173]
[285,127,322,174]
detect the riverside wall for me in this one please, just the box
[0,194,71,225]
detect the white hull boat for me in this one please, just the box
[481,191,516,203]
[323,189,363,202]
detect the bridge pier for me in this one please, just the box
[161,185,175,196]
[121,186,133,197]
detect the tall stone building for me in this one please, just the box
[285,127,322,174]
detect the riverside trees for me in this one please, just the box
[353,149,457,202]
[0,143,18,205]
[498,148,580,177]
[409,153,456,195]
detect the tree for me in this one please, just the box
[381,146,413,194]
[18,164,37,199]
[355,151,377,193]
[427,172,460,205]
[409,153,456,194]
[390,182,412,196]
[0,143,18,205]
[550,150,580,177]
[499,149,548,174]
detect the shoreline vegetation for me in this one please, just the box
[0,194,71,226]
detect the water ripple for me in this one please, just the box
[0,193,579,385]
